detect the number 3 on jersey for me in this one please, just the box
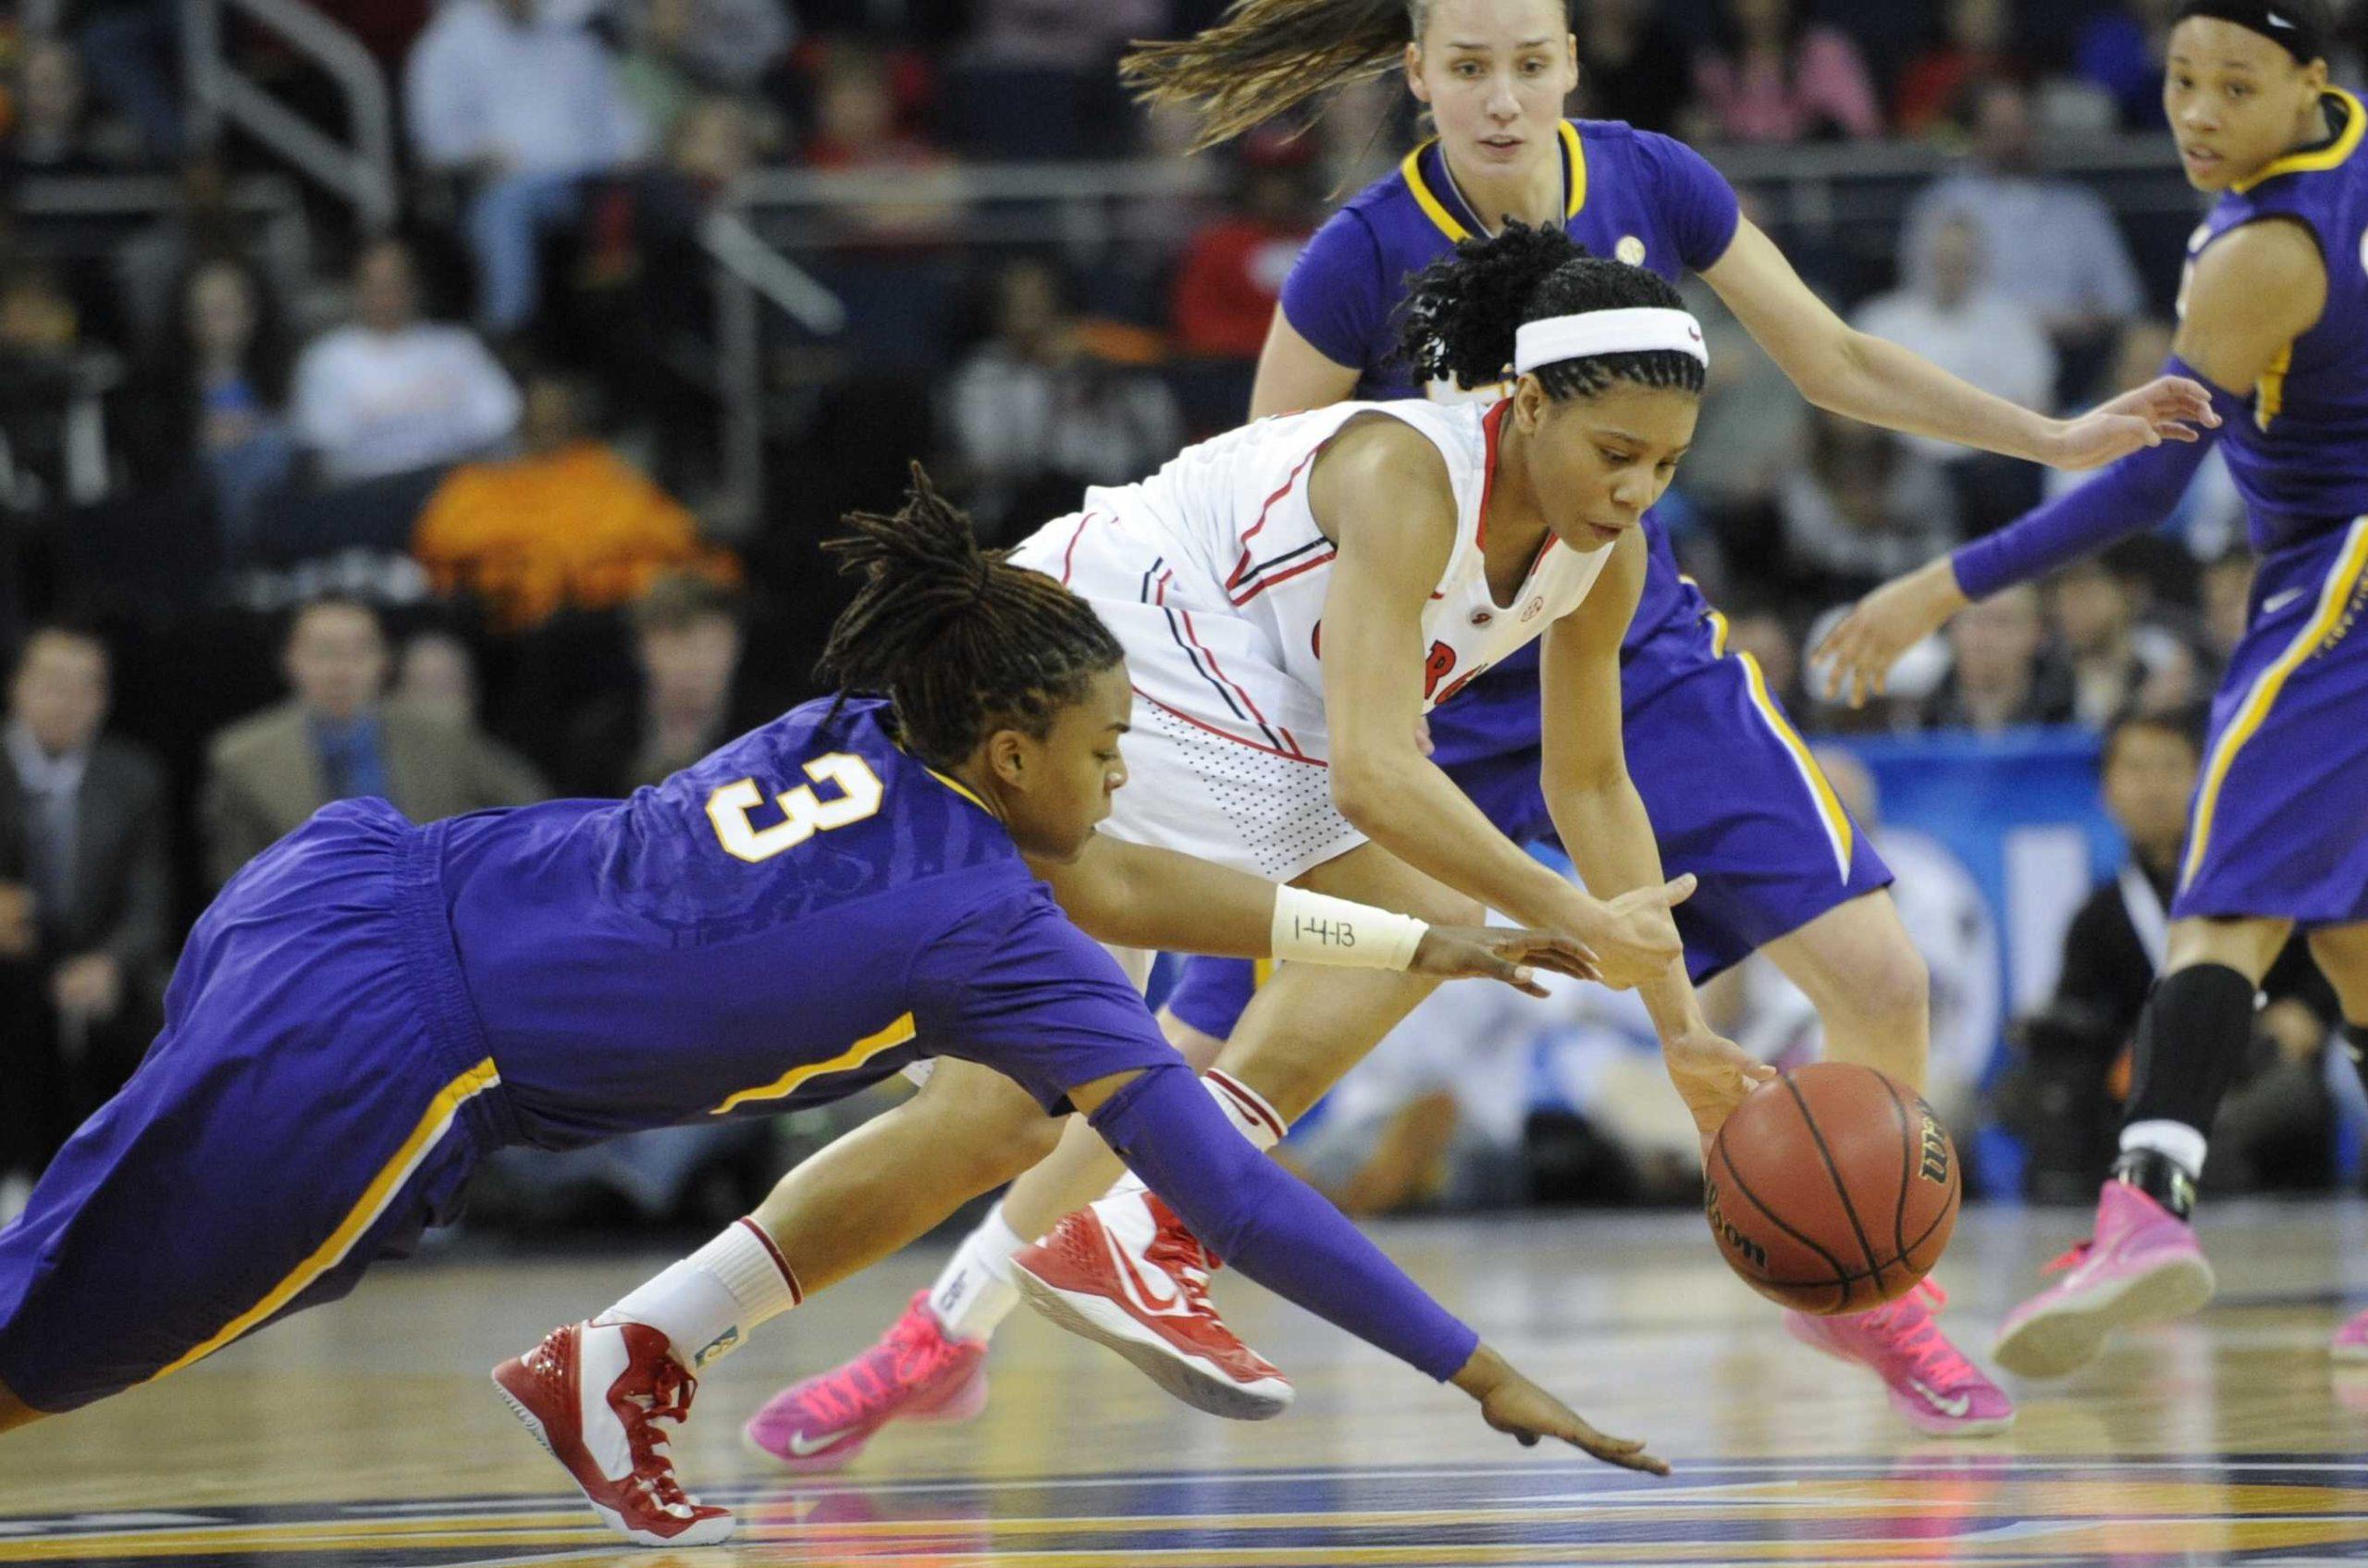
[707,753,884,861]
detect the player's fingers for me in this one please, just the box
[1661,872,1696,907]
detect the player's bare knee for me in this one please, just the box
[1856,939,1930,1033]
[2167,915,2291,981]
[2306,926,2368,1019]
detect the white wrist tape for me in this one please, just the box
[1270,886,1429,970]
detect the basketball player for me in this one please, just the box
[757,0,2213,1462]
[0,475,1644,1547]
[1818,0,2368,1377]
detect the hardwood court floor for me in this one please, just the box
[9,1199,2368,1566]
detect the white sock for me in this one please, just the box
[2120,1119,2209,1179]
[1106,1070,1289,1205]
[926,1201,1027,1341]
[601,1216,802,1371]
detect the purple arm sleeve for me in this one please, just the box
[1950,358,2239,601]
[1086,1064,1482,1382]
[1278,209,1389,374]
[1632,130,1743,272]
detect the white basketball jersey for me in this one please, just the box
[1074,399,1614,711]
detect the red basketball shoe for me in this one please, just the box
[492,1321,734,1547]
[1012,1191,1291,1419]
[744,1290,989,1474]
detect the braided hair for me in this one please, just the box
[1401,223,1708,401]
[818,465,1124,771]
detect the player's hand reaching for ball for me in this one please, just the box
[1663,1031,1777,1160]
[1451,1345,1669,1475]
[1814,559,1969,709]
[2037,374,2218,471]
[1411,926,1598,994]
[1563,875,1693,991]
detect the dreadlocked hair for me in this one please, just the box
[1123,0,1455,152]
[818,465,1124,770]
[1402,222,1708,401]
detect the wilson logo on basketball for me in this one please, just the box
[1918,1113,1951,1185]
[1703,1179,1767,1269]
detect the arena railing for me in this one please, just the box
[179,0,399,230]
[730,131,2207,252]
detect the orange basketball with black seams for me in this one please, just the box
[1704,1061,1960,1315]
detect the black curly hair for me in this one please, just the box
[1400,222,1707,401]
[818,465,1125,770]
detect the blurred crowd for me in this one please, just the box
[2,0,2362,1226]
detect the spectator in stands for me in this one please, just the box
[290,238,522,487]
[1892,0,2024,137]
[2049,545,2198,730]
[1575,0,1694,134]
[1169,137,1320,362]
[1854,212,2054,533]
[1917,581,2075,733]
[1996,706,2340,1200]
[1686,0,1881,144]
[619,0,794,116]
[0,262,92,515]
[112,157,309,357]
[201,595,549,886]
[797,41,959,245]
[74,0,185,164]
[1901,80,2146,364]
[617,0,709,147]
[2200,550,2252,666]
[411,368,737,631]
[1774,408,1959,601]
[392,627,482,728]
[560,571,746,796]
[945,254,1182,536]
[0,625,170,1191]
[404,0,648,335]
[967,0,1163,72]
[2,37,121,181]
[2072,0,2177,130]
[133,257,297,549]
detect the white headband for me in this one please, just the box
[1513,307,1708,375]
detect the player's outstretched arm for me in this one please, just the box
[1034,832,1597,989]
[1066,1062,1669,1475]
[1539,530,1773,1147]
[1701,216,2211,470]
[1814,221,2319,707]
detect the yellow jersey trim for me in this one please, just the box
[710,1012,919,1115]
[149,1057,502,1384]
[2235,88,2366,193]
[1560,119,1587,218]
[2182,517,2368,891]
[1400,121,1588,244]
[1707,609,1855,883]
[2257,341,2293,432]
[923,765,994,817]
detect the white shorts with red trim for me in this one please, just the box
[1008,508,1364,884]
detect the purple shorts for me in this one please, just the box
[2176,518,2368,926]
[0,800,511,1412]
[1166,579,1892,1036]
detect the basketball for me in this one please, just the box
[1704,1062,1960,1315]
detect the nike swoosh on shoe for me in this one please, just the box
[1908,1379,1971,1417]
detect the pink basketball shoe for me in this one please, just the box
[1992,1180,2215,1378]
[744,1290,988,1474]
[1784,1282,2014,1437]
